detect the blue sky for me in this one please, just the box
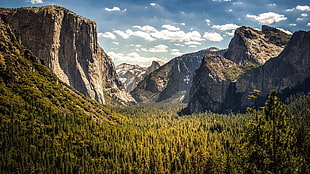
[1,0,309,66]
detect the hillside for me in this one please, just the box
[0,17,126,173]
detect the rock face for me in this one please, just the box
[116,60,164,92]
[182,30,309,114]
[224,26,290,65]
[181,53,242,114]
[0,6,135,105]
[131,47,226,103]
[116,63,147,92]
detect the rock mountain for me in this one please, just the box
[131,47,226,103]
[116,60,164,92]
[182,29,309,114]
[0,6,135,105]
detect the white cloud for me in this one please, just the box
[212,24,240,30]
[113,29,155,41]
[189,45,197,48]
[307,23,310,26]
[296,5,310,11]
[205,19,211,26]
[289,23,297,26]
[142,45,169,53]
[301,13,308,17]
[112,42,119,45]
[162,24,180,31]
[108,52,160,66]
[297,18,304,21]
[98,32,116,39]
[268,4,277,7]
[27,0,43,4]
[150,3,157,6]
[113,30,130,39]
[133,25,157,32]
[151,29,203,42]
[203,32,224,42]
[246,12,287,25]
[181,23,186,26]
[286,5,310,12]
[104,7,121,12]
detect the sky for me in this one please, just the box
[1,0,310,66]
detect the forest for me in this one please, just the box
[0,89,309,173]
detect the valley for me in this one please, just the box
[0,5,309,174]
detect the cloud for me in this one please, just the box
[233,1,243,5]
[98,32,116,39]
[268,4,277,7]
[289,23,297,26]
[296,5,310,11]
[113,29,155,41]
[108,52,160,66]
[212,24,240,30]
[151,29,203,42]
[144,45,169,53]
[162,25,180,31]
[286,5,310,12]
[203,32,224,42]
[205,19,211,26]
[296,18,304,21]
[150,3,157,6]
[246,12,287,25]
[301,13,308,17]
[104,7,121,12]
[212,0,231,2]
[27,0,43,4]
[133,25,157,32]
[307,23,310,26]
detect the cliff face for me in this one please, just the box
[182,30,310,114]
[235,30,310,109]
[0,6,135,105]
[182,53,242,114]
[116,60,164,92]
[224,26,290,65]
[131,48,226,103]
[0,18,123,123]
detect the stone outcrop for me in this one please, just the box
[181,53,242,114]
[182,30,309,114]
[0,6,135,105]
[116,60,164,92]
[116,63,147,92]
[131,48,226,103]
[224,26,290,65]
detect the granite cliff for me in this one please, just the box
[224,26,290,65]
[116,60,164,92]
[131,47,226,103]
[182,30,309,114]
[0,6,135,105]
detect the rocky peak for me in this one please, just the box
[224,26,288,65]
[145,60,165,75]
[116,63,147,92]
[0,6,136,105]
[182,30,309,115]
[131,47,227,103]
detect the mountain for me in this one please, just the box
[0,6,135,105]
[131,47,226,103]
[0,17,123,124]
[116,60,164,92]
[116,63,147,92]
[182,30,309,114]
[224,26,290,66]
